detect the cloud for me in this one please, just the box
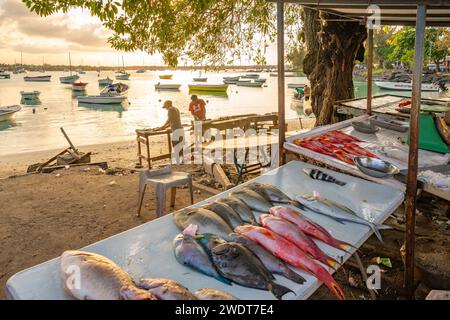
[0,0,112,53]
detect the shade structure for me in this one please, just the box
[272,0,450,298]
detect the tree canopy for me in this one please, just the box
[23,0,302,67]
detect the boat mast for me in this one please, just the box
[122,56,125,72]
[69,52,72,76]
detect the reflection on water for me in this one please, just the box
[72,91,87,97]
[188,89,229,98]
[20,98,42,106]
[78,102,126,115]
[0,120,19,131]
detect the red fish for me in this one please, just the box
[269,206,355,253]
[235,225,346,300]
[259,214,340,270]
[344,143,378,158]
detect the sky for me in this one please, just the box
[0,0,277,67]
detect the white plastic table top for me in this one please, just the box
[6,160,404,300]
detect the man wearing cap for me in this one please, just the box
[189,95,206,121]
[156,100,184,162]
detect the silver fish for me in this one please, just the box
[244,183,305,210]
[173,208,233,239]
[230,188,273,212]
[173,233,231,285]
[203,202,244,229]
[303,168,346,186]
[194,288,238,300]
[211,242,294,300]
[60,250,141,300]
[138,278,197,300]
[216,196,258,225]
[298,194,391,242]
[228,233,306,285]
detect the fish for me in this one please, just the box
[138,278,198,300]
[244,183,305,210]
[259,214,340,270]
[194,288,238,300]
[119,286,159,300]
[173,208,233,239]
[211,242,294,300]
[228,233,306,285]
[303,168,346,186]
[203,202,244,229]
[234,225,346,300]
[269,206,354,253]
[173,231,231,285]
[216,196,258,225]
[230,188,273,212]
[298,194,391,243]
[194,233,227,256]
[60,250,145,300]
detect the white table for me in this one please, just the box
[6,160,404,300]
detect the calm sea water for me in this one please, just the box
[0,70,447,156]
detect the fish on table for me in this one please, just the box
[216,196,258,225]
[173,228,231,285]
[228,233,306,285]
[259,214,340,270]
[297,194,391,243]
[211,242,294,300]
[138,278,198,300]
[203,202,244,229]
[230,188,273,212]
[303,168,346,186]
[173,207,233,239]
[234,225,346,300]
[194,288,238,300]
[269,206,354,253]
[60,250,156,300]
[244,183,304,210]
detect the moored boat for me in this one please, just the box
[115,72,130,80]
[287,83,306,89]
[0,70,11,79]
[77,95,126,104]
[20,90,41,99]
[136,69,146,73]
[72,82,88,91]
[0,105,21,122]
[236,80,263,87]
[60,74,79,84]
[159,74,173,79]
[24,75,51,82]
[154,82,181,90]
[241,74,259,79]
[98,77,113,86]
[374,81,441,92]
[254,78,267,83]
[193,77,208,82]
[188,83,228,92]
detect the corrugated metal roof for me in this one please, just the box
[269,1,450,26]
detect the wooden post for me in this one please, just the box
[277,0,286,166]
[366,28,373,115]
[404,3,427,299]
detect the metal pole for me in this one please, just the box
[366,28,373,115]
[277,0,286,166]
[404,3,426,299]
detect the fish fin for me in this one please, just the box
[216,274,233,285]
[337,242,356,254]
[327,281,346,300]
[289,200,306,211]
[268,282,295,300]
[371,224,384,243]
[376,224,392,230]
[335,181,347,186]
[281,268,306,285]
[326,259,341,271]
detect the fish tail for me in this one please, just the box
[376,223,392,230]
[327,280,347,300]
[336,241,356,254]
[325,258,341,271]
[370,224,384,243]
[268,282,295,300]
[281,268,306,285]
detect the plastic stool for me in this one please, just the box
[137,165,194,217]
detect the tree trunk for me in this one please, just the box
[302,8,367,126]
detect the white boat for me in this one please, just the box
[0,105,21,121]
[241,74,259,79]
[60,53,79,84]
[154,82,181,90]
[0,70,11,79]
[236,80,263,87]
[98,77,113,86]
[375,81,441,92]
[223,76,240,81]
[24,75,51,82]
[287,83,306,89]
[77,95,126,104]
[20,90,41,99]
[193,77,208,82]
[115,72,130,80]
[76,68,86,74]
